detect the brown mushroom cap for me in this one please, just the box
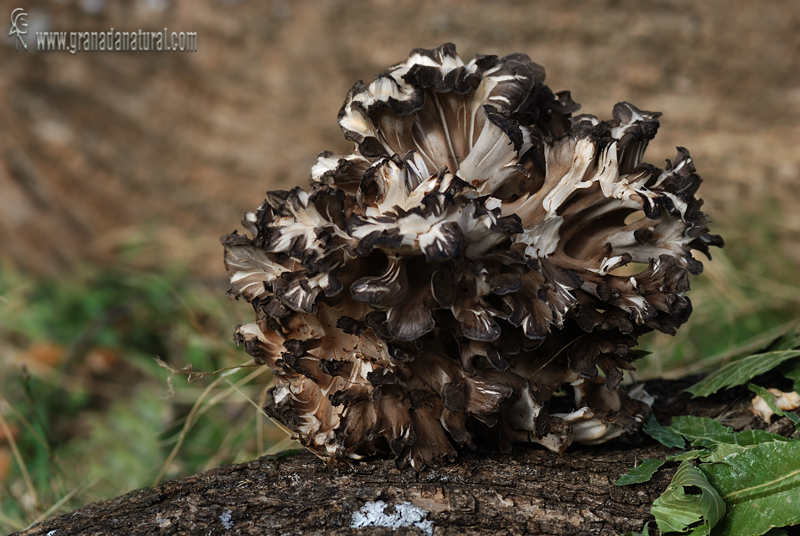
[222,43,722,468]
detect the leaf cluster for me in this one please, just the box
[617,329,800,536]
[686,329,800,398]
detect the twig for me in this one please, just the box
[25,478,99,531]
[0,405,39,512]
[153,370,234,486]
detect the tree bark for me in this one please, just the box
[13,377,786,536]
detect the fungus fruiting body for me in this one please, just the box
[222,44,722,468]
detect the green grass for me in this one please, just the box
[0,264,289,533]
[636,205,800,378]
[0,205,799,533]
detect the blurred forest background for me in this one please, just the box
[1,0,799,531]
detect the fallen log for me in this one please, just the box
[14,377,786,536]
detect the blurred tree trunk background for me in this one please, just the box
[2,0,799,279]
[2,1,800,531]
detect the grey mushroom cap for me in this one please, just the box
[222,43,722,468]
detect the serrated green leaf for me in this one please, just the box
[667,449,713,463]
[748,384,800,431]
[652,461,726,535]
[668,416,788,448]
[616,458,667,486]
[701,440,800,536]
[686,350,800,398]
[644,414,686,449]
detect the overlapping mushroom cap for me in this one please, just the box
[222,43,722,468]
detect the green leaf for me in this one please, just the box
[644,414,686,449]
[748,384,800,431]
[686,350,800,398]
[667,450,713,463]
[263,448,302,461]
[652,461,726,535]
[621,522,651,536]
[616,458,667,486]
[765,329,800,352]
[667,416,788,448]
[701,440,800,536]
[777,357,800,393]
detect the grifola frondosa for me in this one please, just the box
[222,43,722,468]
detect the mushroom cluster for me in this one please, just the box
[222,43,722,468]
